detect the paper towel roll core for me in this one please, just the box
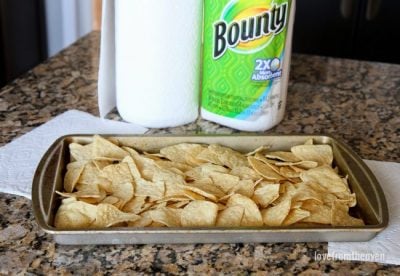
[115,0,203,128]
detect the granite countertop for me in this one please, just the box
[0,32,399,274]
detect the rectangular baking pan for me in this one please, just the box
[32,135,388,245]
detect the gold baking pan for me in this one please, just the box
[32,135,388,245]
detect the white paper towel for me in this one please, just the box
[0,110,147,199]
[201,0,296,132]
[99,0,203,128]
[98,0,116,118]
[329,160,400,265]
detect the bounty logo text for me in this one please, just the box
[213,2,288,59]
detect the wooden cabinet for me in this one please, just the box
[293,0,400,63]
[0,0,47,87]
[354,0,400,63]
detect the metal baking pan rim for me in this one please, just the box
[40,225,386,235]
[32,134,389,237]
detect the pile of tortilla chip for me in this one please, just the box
[54,135,364,229]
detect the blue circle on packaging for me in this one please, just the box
[271,58,281,72]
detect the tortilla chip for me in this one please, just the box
[183,185,218,202]
[245,145,270,156]
[216,206,245,227]
[64,162,85,192]
[122,195,147,214]
[152,169,186,197]
[334,192,357,207]
[122,156,142,181]
[155,160,193,172]
[302,201,331,224]
[291,144,333,166]
[69,143,93,161]
[196,148,222,165]
[188,178,226,199]
[208,144,248,168]
[54,198,97,229]
[135,178,165,200]
[101,196,120,205]
[186,163,229,181]
[101,162,133,184]
[181,200,219,227]
[300,166,348,193]
[57,182,103,199]
[279,166,300,179]
[331,201,364,226]
[282,209,310,226]
[160,143,205,166]
[248,157,285,181]
[266,151,301,162]
[209,172,240,194]
[231,180,255,198]
[79,162,111,188]
[254,153,278,164]
[230,166,260,181]
[110,182,134,207]
[292,185,323,204]
[252,184,280,208]
[128,211,153,227]
[262,196,291,226]
[123,147,159,180]
[94,203,140,228]
[226,194,263,227]
[275,161,319,169]
[92,135,128,160]
[150,207,182,227]
[182,190,206,201]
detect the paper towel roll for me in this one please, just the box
[115,0,203,128]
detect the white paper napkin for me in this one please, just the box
[0,110,147,199]
[329,160,400,265]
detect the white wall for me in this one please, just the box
[45,0,93,57]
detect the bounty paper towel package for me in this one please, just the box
[98,0,203,128]
[201,0,296,131]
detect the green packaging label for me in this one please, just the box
[202,0,291,120]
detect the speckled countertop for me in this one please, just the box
[0,32,399,274]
